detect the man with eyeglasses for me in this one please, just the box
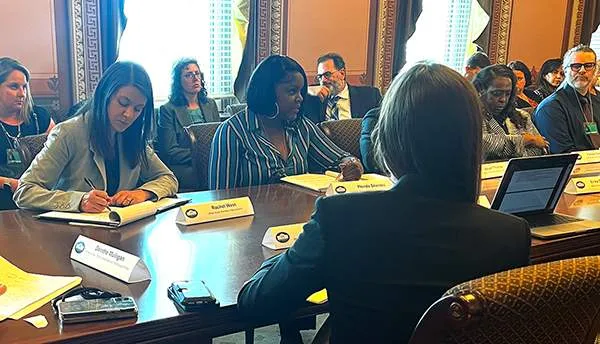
[304,53,382,123]
[534,44,600,153]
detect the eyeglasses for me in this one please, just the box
[183,71,202,80]
[316,69,342,81]
[567,63,596,72]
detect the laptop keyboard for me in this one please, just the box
[524,214,581,228]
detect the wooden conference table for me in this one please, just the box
[4,166,600,343]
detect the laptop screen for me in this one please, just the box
[491,154,577,215]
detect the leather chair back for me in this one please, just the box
[16,133,48,167]
[185,123,220,191]
[409,256,600,344]
[318,118,362,158]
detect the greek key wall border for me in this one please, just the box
[488,0,513,64]
[374,0,396,91]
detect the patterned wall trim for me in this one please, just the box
[69,0,103,102]
[574,0,585,45]
[256,0,285,63]
[374,0,396,91]
[488,0,513,64]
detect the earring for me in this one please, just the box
[265,103,279,119]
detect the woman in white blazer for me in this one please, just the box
[14,62,178,212]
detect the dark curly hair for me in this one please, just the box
[168,58,208,107]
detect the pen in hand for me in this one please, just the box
[84,177,112,211]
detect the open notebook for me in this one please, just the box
[281,171,392,192]
[36,197,190,228]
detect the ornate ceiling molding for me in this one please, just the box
[374,0,396,91]
[69,0,103,102]
[488,0,513,64]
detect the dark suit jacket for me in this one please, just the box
[533,85,600,153]
[303,84,382,123]
[237,174,531,344]
[359,107,380,173]
[157,99,219,188]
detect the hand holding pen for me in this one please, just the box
[79,177,112,213]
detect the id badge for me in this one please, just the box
[585,122,599,135]
[6,148,22,165]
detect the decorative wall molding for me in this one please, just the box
[256,0,286,63]
[488,0,513,64]
[69,0,103,102]
[374,0,397,91]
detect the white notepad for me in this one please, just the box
[36,197,190,227]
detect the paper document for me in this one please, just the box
[282,172,390,192]
[0,256,81,321]
[36,197,190,228]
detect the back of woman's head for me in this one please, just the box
[375,62,482,201]
[246,55,308,116]
[89,61,154,167]
[0,57,33,122]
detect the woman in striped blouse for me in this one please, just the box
[473,64,548,161]
[208,55,363,189]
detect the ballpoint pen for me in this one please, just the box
[83,177,112,211]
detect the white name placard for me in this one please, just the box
[176,196,254,226]
[325,179,393,196]
[262,223,305,250]
[480,161,508,180]
[574,150,600,165]
[565,176,600,195]
[70,235,150,283]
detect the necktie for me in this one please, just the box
[327,95,340,121]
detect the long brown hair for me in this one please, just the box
[374,62,482,202]
[0,57,33,123]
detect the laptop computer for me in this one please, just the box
[491,154,600,239]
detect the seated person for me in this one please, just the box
[237,62,531,344]
[359,107,381,173]
[528,58,564,103]
[303,53,381,123]
[508,60,538,108]
[464,51,491,81]
[0,57,55,194]
[14,62,178,212]
[208,55,363,190]
[157,58,220,190]
[534,45,600,153]
[473,65,548,160]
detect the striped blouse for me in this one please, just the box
[208,110,351,189]
[483,109,545,161]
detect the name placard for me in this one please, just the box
[262,223,305,250]
[477,195,491,208]
[70,235,150,283]
[565,176,600,195]
[175,196,254,226]
[574,150,600,165]
[480,161,508,180]
[325,179,393,196]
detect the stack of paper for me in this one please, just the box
[0,256,81,321]
[36,197,190,228]
[282,172,391,192]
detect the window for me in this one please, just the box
[118,0,243,102]
[405,0,489,72]
[590,27,600,57]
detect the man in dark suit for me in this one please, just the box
[303,53,382,123]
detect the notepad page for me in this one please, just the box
[281,174,337,191]
[0,256,81,321]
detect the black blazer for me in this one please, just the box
[359,107,380,173]
[237,175,531,344]
[533,85,600,153]
[303,84,382,123]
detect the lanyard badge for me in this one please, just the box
[585,121,599,135]
[6,147,22,165]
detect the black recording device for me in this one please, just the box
[168,280,219,312]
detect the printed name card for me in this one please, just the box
[262,223,305,250]
[574,150,600,165]
[480,161,508,180]
[325,179,393,196]
[477,195,491,208]
[565,176,600,195]
[70,235,150,283]
[176,196,254,226]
